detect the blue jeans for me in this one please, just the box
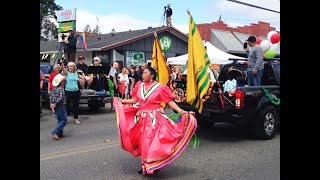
[52,106,68,136]
[247,69,263,86]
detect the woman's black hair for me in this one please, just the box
[145,66,157,81]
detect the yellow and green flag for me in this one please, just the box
[151,32,170,86]
[186,13,210,113]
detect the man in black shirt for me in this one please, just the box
[165,4,173,26]
[136,63,148,82]
[76,56,93,89]
[64,28,77,62]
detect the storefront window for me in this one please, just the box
[125,51,145,67]
[113,49,124,68]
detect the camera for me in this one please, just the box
[243,42,248,49]
[58,33,69,43]
[61,34,67,40]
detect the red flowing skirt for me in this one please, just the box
[114,97,197,174]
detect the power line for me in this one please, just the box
[226,0,280,13]
[207,14,280,22]
[224,17,280,21]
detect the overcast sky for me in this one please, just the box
[55,0,280,34]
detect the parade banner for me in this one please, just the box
[151,32,170,86]
[186,13,210,113]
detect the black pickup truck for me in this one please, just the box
[172,58,280,140]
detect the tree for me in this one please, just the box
[83,24,92,33]
[40,0,62,41]
[92,25,100,34]
[41,20,59,41]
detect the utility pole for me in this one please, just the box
[49,22,53,40]
[96,16,100,34]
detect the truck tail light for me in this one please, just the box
[235,89,245,109]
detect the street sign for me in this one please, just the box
[211,64,220,70]
[56,9,76,22]
[58,21,75,33]
[160,36,172,51]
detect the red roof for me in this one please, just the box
[197,21,280,42]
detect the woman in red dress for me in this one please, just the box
[114,66,198,175]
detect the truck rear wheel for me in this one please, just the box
[88,102,102,111]
[255,105,278,140]
[198,119,215,128]
[195,113,215,128]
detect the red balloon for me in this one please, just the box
[270,33,280,44]
[256,38,262,45]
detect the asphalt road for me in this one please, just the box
[40,104,280,180]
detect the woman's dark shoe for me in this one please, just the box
[140,169,160,175]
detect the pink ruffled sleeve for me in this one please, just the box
[159,85,175,103]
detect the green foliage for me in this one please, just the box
[83,25,92,33]
[40,0,62,41]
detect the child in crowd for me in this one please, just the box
[49,74,67,140]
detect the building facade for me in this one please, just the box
[40,26,188,68]
[197,21,279,42]
[197,21,280,57]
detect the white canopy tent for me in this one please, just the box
[167,41,245,65]
[166,54,188,65]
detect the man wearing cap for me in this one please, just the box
[165,4,173,26]
[64,28,77,62]
[88,56,103,77]
[246,36,264,86]
[87,56,107,91]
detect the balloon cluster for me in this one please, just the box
[255,31,280,58]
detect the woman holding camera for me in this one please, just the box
[61,60,86,124]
